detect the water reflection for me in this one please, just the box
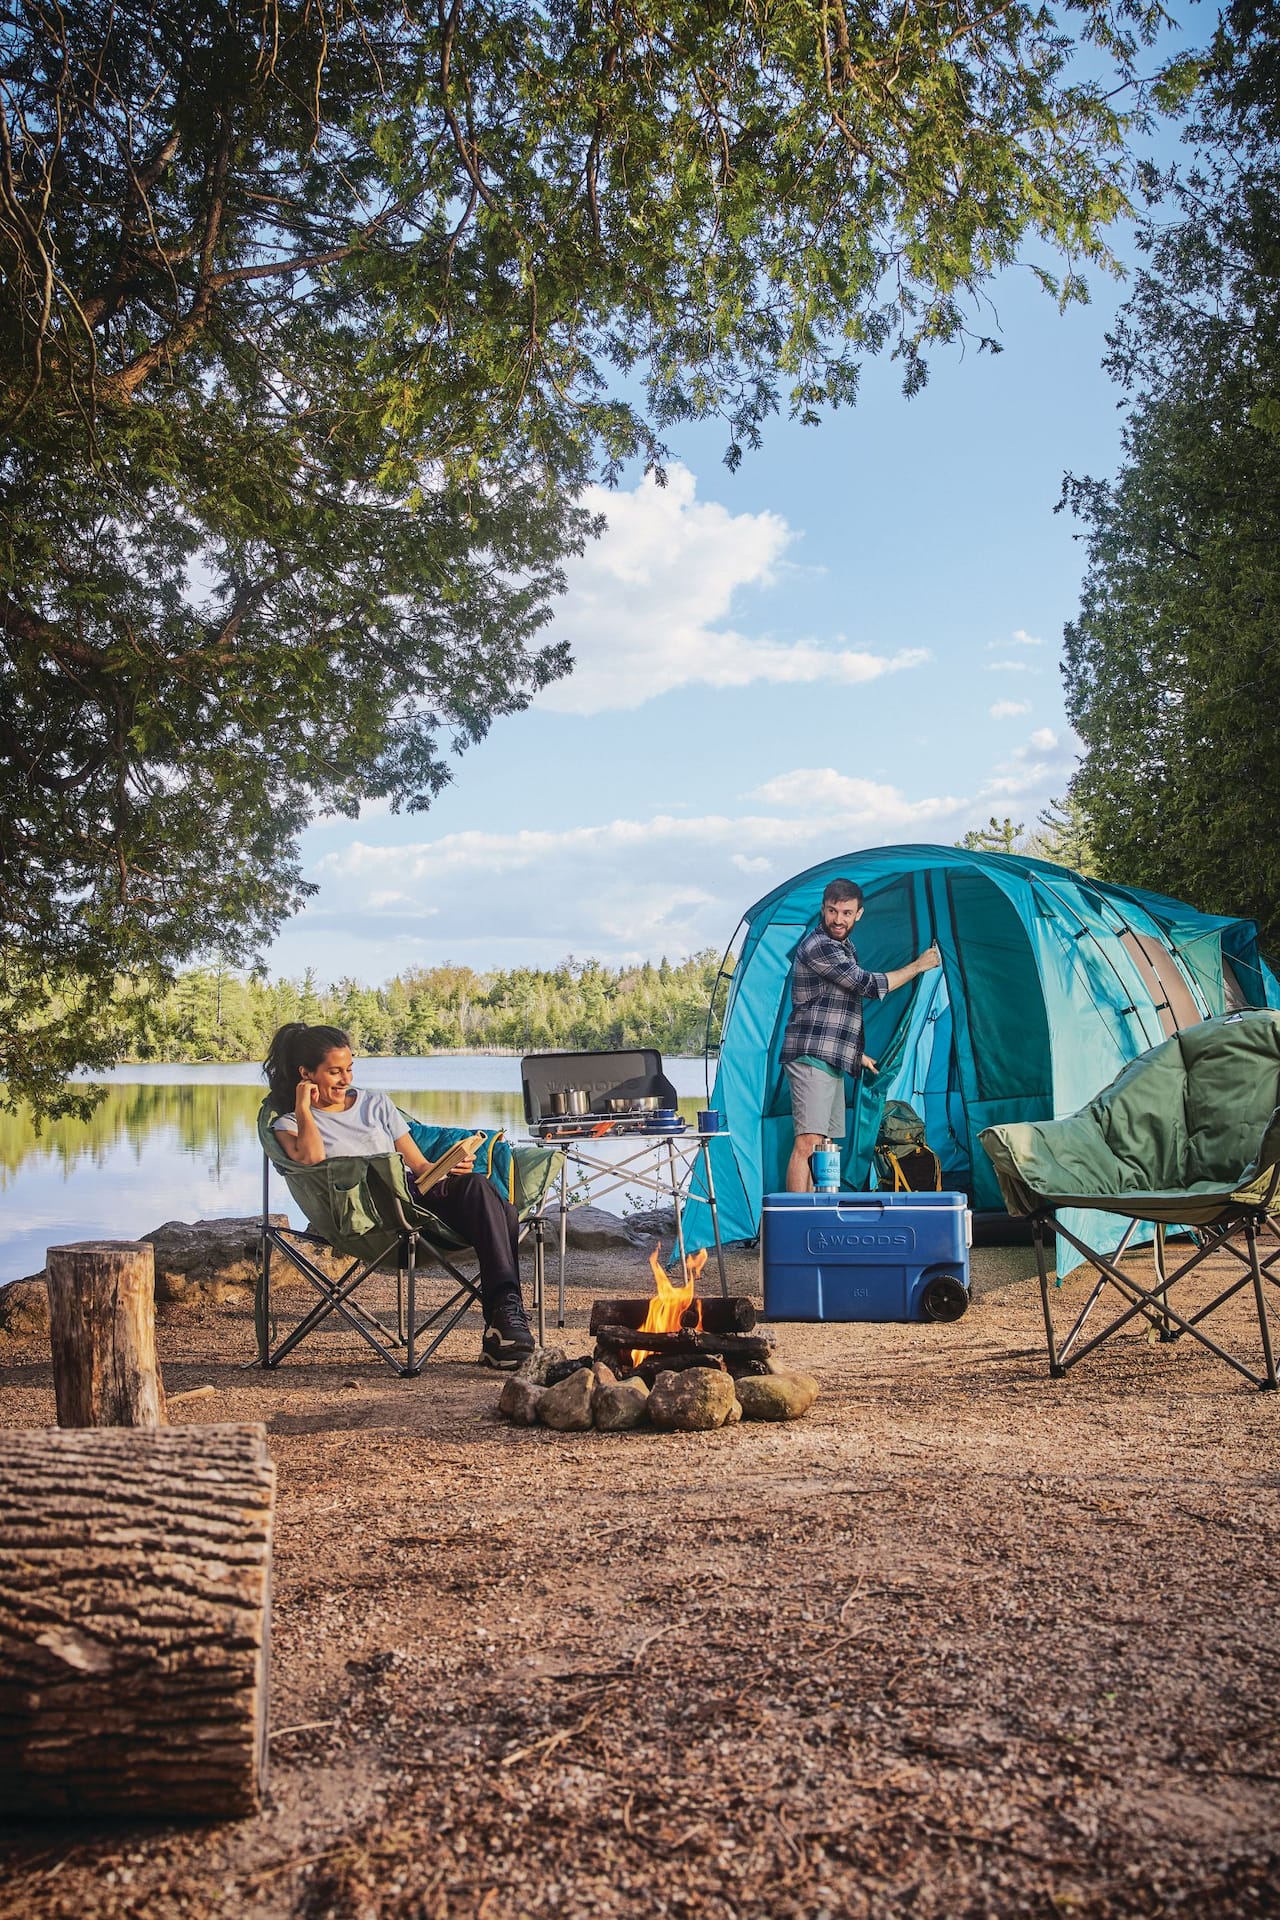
[0,1062,707,1287]
[0,1081,524,1287]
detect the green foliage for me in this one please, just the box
[1020,796,1097,873]
[1062,0,1280,949]
[955,815,1025,854]
[3,0,1161,1114]
[132,951,727,1062]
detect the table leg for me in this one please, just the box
[669,1138,690,1275]
[558,1156,568,1327]
[700,1137,729,1298]
[533,1214,546,1349]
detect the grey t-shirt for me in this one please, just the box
[273,1087,404,1159]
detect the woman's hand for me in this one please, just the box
[296,1078,319,1112]
[451,1149,477,1175]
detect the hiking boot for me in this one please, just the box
[480,1294,535,1370]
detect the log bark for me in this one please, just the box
[588,1296,756,1335]
[595,1323,775,1361]
[46,1239,167,1427]
[0,1424,275,1819]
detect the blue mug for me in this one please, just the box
[697,1109,723,1133]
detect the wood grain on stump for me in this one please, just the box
[45,1240,166,1428]
[0,1424,275,1819]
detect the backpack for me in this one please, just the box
[874,1101,942,1193]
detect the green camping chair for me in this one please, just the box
[256,1102,561,1376]
[980,1012,1280,1391]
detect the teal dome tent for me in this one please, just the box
[686,846,1280,1258]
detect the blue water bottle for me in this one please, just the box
[810,1137,841,1192]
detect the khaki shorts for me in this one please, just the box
[785,1059,847,1139]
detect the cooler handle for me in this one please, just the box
[834,1202,887,1224]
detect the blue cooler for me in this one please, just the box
[761,1191,971,1322]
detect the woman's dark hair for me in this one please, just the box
[263,1023,352,1111]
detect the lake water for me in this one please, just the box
[0,1056,715,1287]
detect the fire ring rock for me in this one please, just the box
[735,1369,820,1422]
[537,1367,596,1431]
[594,1376,650,1431]
[498,1377,544,1426]
[647,1366,737,1432]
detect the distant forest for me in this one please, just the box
[133,953,727,1063]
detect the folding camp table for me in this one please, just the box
[534,1124,731,1325]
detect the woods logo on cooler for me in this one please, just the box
[807,1228,915,1253]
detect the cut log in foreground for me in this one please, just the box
[46,1239,167,1427]
[0,1424,275,1820]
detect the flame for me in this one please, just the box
[630,1246,708,1369]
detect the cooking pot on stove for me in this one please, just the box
[545,1088,590,1117]
[603,1094,660,1114]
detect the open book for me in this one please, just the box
[411,1131,487,1197]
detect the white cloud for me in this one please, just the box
[987,629,1043,649]
[308,771,969,961]
[989,699,1031,719]
[537,465,928,713]
[979,725,1079,803]
[750,769,961,823]
[985,659,1035,673]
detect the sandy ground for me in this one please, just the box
[2,1233,1279,1920]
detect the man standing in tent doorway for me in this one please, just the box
[782,878,940,1192]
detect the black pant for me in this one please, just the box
[422,1172,522,1315]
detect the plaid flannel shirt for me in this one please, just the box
[780,929,889,1077]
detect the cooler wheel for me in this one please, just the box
[921,1273,969,1322]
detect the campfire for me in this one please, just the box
[592,1247,775,1383]
[497,1244,819,1432]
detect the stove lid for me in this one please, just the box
[519,1047,676,1122]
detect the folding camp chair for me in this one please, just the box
[980,1011,1280,1391]
[255,1103,561,1376]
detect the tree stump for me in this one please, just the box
[45,1239,167,1427]
[0,1424,275,1819]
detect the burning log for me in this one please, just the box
[588,1296,757,1336]
[594,1324,775,1363]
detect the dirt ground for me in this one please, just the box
[2,1233,1280,1920]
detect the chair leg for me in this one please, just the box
[406,1232,416,1375]
[1033,1217,1063,1378]
[1246,1217,1279,1391]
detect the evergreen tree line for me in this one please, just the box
[135,954,727,1065]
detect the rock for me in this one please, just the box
[592,1361,617,1389]
[514,1346,567,1386]
[537,1367,596,1431]
[623,1206,678,1244]
[542,1206,635,1252]
[498,1377,545,1426]
[736,1369,820,1421]
[594,1377,650,1431]
[724,1396,743,1425]
[143,1216,274,1306]
[647,1366,737,1432]
[0,1279,51,1339]
[545,1355,594,1387]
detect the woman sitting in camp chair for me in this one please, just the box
[264,1022,534,1369]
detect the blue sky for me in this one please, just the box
[268,112,1173,983]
